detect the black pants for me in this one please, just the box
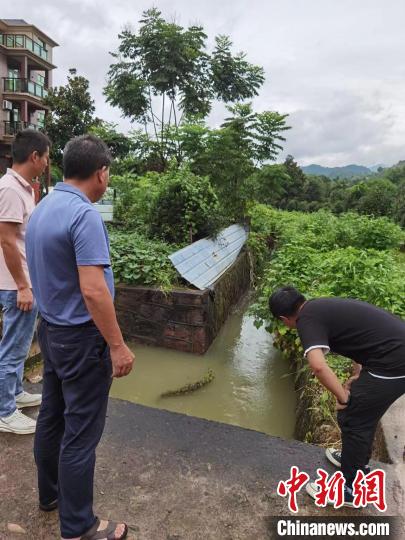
[34,318,112,539]
[337,369,405,489]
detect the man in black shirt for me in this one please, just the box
[269,286,405,506]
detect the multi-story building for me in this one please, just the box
[0,18,58,173]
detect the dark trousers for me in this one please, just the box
[337,369,405,490]
[34,318,112,539]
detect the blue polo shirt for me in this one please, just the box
[26,182,114,325]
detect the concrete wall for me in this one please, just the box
[115,251,251,354]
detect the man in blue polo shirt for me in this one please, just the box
[26,134,134,540]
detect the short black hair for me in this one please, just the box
[63,134,112,180]
[269,286,306,318]
[12,129,51,164]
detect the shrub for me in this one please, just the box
[149,165,221,244]
[110,172,162,233]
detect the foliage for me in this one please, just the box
[104,8,265,168]
[248,205,405,350]
[245,164,290,207]
[44,72,97,168]
[392,180,405,228]
[110,172,162,232]
[171,106,290,220]
[89,121,133,162]
[241,158,405,228]
[248,203,405,443]
[49,163,62,185]
[355,179,397,217]
[248,205,404,253]
[149,165,222,244]
[109,230,178,288]
[221,103,290,164]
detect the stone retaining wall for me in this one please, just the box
[115,250,251,354]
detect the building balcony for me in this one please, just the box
[3,121,42,137]
[0,33,48,61]
[3,78,48,99]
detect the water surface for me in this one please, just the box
[111,296,296,438]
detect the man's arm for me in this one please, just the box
[306,348,350,408]
[78,265,134,378]
[0,222,33,311]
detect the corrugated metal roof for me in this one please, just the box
[169,224,248,290]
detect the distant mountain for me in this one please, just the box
[301,164,372,178]
[369,164,387,173]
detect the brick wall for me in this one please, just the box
[115,251,251,354]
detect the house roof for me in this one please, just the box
[0,19,59,47]
[169,224,248,290]
[2,19,29,25]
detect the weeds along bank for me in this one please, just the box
[248,204,405,450]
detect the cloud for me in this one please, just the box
[3,0,405,166]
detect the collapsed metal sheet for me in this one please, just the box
[169,224,248,290]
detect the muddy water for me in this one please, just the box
[110,295,296,438]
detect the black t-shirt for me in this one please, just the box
[296,298,405,377]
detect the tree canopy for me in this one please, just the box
[104,8,266,166]
[44,72,98,168]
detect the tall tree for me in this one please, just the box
[279,155,307,209]
[44,71,97,167]
[104,8,265,168]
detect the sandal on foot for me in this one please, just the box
[39,499,58,512]
[81,517,128,540]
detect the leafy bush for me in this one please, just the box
[109,230,178,288]
[149,165,222,244]
[110,172,162,232]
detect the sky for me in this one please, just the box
[3,0,405,167]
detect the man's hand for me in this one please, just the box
[17,287,33,311]
[110,342,135,378]
[344,374,359,392]
[336,388,351,411]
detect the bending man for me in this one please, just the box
[269,286,405,506]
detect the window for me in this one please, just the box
[37,111,45,128]
[8,68,20,78]
[15,35,24,47]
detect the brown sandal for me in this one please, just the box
[80,517,128,540]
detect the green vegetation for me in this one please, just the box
[252,158,405,227]
[104,8,266,170]
[109,230,179,289]
[248,204,405,444]
[44,71,98,168]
